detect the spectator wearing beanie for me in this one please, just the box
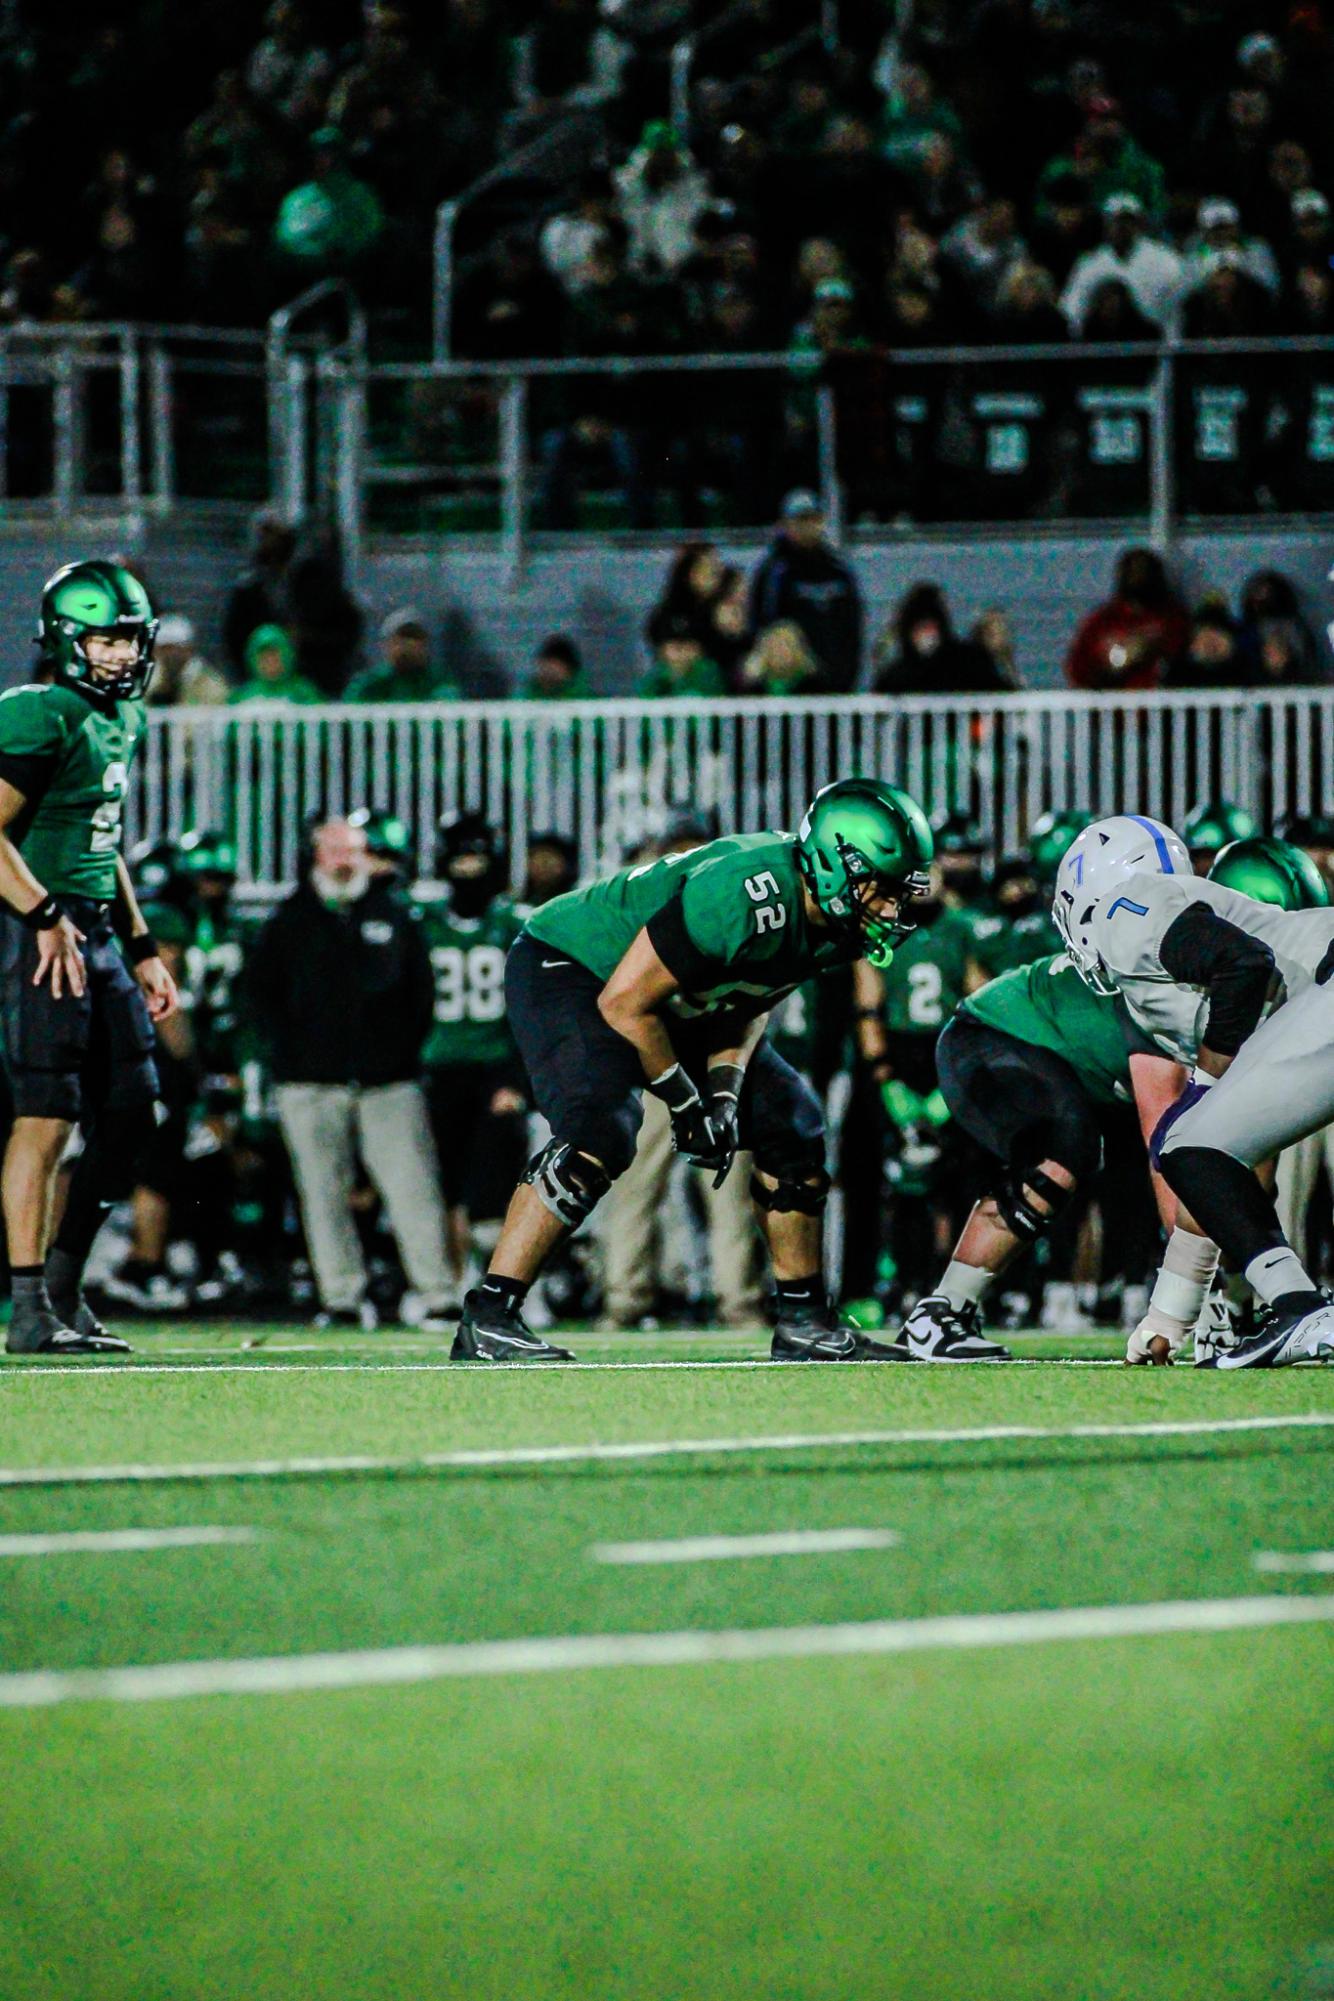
[639,616,725,697]
[872,583,1011,696]
[228,623,323,705]
[344,611,460,703]
[749,490,863,694]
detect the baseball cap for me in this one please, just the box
[380,607,427,642]
[1198,198,1240,230]
[1102,192,1143,218]
[781,489,822,520]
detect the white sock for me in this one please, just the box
[938,1260,993,1311]
[1244,1245,1316,1306]
[1146,1228,1220,1332]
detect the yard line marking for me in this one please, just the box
[0,1594,1329,1710]
[1253,1549,1334,1574]
[1,1357,1126,1376]
[0,1526,258,1558]
[1,1412,1330,1488]
[591,1528,900,1565]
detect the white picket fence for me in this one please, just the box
[127,690,1334,892]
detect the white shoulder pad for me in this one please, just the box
[1085,871,1196,983]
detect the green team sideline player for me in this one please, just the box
[453,777,935,1362]
[0,561,177,1356]
[418,812,528,1290]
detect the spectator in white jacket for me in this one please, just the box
[1060,192,1184,335]
[1181,197,1280,295]
[613,120,712,276]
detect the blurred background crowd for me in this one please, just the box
[2,1,1331,350]
[130,506,1330,704]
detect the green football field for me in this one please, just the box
[2,1324,1332,2001]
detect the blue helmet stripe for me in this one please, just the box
[1126,815,1176,873]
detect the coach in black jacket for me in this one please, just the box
[747,489,864,693]
[248,817,454,1329]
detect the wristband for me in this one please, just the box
[708,1061,746,1104]
[21,895,63,931]
[645,1062,701,1114]
[128,932,161,966]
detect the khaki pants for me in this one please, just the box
[600,1092,762,1325]
[277,1080,452,1313]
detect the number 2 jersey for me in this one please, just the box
[1081,869,1334,1064]
[524,832,858,1021]
[0,683,145,899]
[418,892,526,1070]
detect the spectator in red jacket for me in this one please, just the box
[1064,547,1189,692]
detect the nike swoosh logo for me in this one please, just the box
[541,958,571,968]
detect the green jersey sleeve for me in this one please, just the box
[647,844,805,991]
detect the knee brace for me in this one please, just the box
[996,1163,1075,1243]
[521,1139,610,1229]
[750,1166,831,1216]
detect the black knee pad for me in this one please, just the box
[996,1162,1077,1243]
[88,1103,161,1204]
[521,1139,611,1229]
[750,1165,831,1216]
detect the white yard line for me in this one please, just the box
[1,1357,1126,1376]
[0,1526,258,1557]
[0,1593,1328,1711]
[591,1527,900,1565]
[1,1411,1330,1489]
[1253,1550,1334,1574]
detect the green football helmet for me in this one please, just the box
[796,777,933,968]
[1028,808,1089,885]
[128,836,185,905]
[177,828,238,880]
[349,807,414,869]
[1182,798,1258,860]
[1207,836,1330,911]
[37,559,158,700]
[930,809,987,856]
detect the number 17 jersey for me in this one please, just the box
[418,894,525,1070]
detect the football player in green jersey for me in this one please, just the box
[0,561,178,1355]
[892,952,1185,1359]
[453,777,933,1362]
[418,813,529,1291]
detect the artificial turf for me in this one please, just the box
[2,1323,1331,2000]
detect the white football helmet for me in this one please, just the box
[1052,813,1190,993]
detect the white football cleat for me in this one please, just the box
[899,1295,1011,1362]
[1199,1293,1334,1368]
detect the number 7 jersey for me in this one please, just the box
[524,831,858,1019]
[0,683,145,899]
[418,892,526,1069]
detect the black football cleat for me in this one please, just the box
[771,1301,860,1361]
[452,1288,574,1362]
[1197,1290,1334,1369]
[7,1302,131,1356]
[850,1327,917,1361]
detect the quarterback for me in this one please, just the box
[453,777,933,1362]
[0,562,177,1356]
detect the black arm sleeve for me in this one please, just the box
[0,750,56,803]
[645,888,728,995]
[1159,901,1276,1057]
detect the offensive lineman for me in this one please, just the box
[453,777,934,1363]
[0,562,177,1355]
[1054,813,1334,1366]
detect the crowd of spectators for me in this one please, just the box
[2,4,1330,357]
[139,506,1329,711]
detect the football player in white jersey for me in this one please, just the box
[1054,814,1334,1367]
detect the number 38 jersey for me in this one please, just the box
[524,832,858,1021]
[418,892,525,1070]
[0,684,145,900]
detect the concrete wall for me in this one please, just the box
[0,517,1328,694]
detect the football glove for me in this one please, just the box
[880,1077,925,1129]
[648,1063,734,1182]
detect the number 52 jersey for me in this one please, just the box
[524,831,859,1019]
[417,893,526,1070]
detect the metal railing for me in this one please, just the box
[265,280,367,525]
[0,321,266,514]
[125,689,1334,896]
